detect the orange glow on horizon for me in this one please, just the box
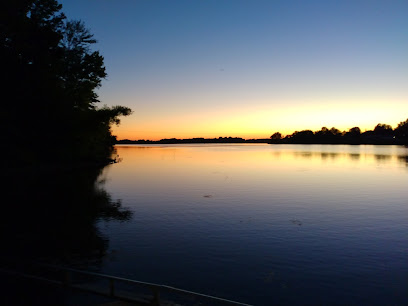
[111,98,408,141]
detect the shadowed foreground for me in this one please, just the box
[0,162,132,305]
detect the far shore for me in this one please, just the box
[116,136,406,145]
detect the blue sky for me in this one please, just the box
[60,0,408,139]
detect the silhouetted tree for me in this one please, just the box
[343,126,361,144]
[1,0,131,166]
[270,132,282,143]
[330,127,342,136]
[373,123,393,136]
[348,127,361,136]
[270,132,282,140]
[2,0,64,163]
[289,130,315,143]
[269,121,406,145]
[316,127,330,136]
[394,118,408,144]
[1,6,134,301]
[59,20,105,110]
[313,127,342,143]
[315,127,329,142]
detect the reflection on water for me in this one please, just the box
[1,164,132,266]
[97,144,408,305]
[1,162,133,305]
[398,155,408,166]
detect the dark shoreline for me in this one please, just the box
[116,120,408,146]
[117,137,268,144]
[116,137,407,146]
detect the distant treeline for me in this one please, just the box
[117,137,271,144]
[270,119,408,145]
[117,119,408,145]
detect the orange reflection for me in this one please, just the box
[105,144,407,202]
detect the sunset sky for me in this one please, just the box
[60,0,408,140]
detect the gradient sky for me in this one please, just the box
[59,0,408,140]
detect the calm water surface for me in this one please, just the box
[97,144,408,305]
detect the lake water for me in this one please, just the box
[97,144,408,305]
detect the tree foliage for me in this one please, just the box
[269,119,408,145]
[373,123,393,136]
[395,119,408,141]
[1,0,131,165]
[270,132,282,140]
[348,127,361,135]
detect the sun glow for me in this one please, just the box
[112,98,407,140]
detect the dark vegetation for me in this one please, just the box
[1,164,132,264]
[2,0,131,167]
[1,163,133,304]
[0,0,132,294]
[269,120,408,145]
[117,120,408,145]
[117,137,270,144]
